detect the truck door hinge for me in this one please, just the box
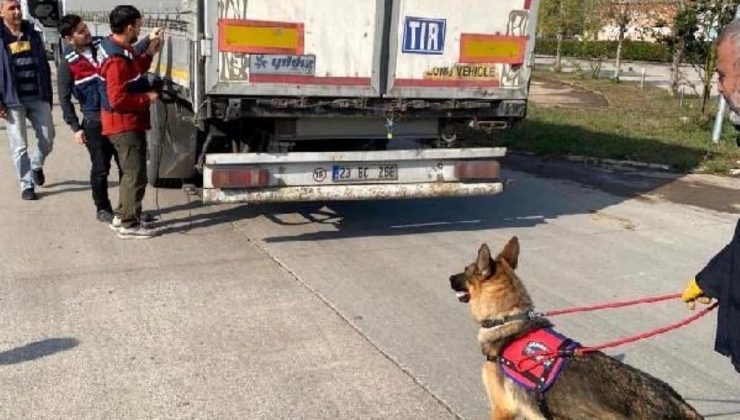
[200,35,212,58]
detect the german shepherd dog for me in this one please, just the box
[449,237,703,420]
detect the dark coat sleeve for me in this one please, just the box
[696,219,740,369]
[696,220,739,298]
[57,57,82,133]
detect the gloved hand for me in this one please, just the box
[681,278,713,310]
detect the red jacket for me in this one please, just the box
[99,36,153,136]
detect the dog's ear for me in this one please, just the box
[477,244,492,277]
[497,236,520,269]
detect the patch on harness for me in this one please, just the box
[498,328,580,392]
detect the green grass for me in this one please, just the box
[479,70,740,174]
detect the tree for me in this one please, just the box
[600,1,637,82]
[669,1,690,97]
[643,1,685,96]
[538,0,601,71]
[664,0,739,115]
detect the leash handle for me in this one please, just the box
[543,293,682,317]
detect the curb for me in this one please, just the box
[562,154,672,172]
[513,152,740,177]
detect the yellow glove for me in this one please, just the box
[681,278,712,310]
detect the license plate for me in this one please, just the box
[332,164,398,182]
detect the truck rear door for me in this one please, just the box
[206,0,536,100]
[205,0,385,98]
[385,0,535,99]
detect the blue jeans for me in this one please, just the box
[4,100,55,190]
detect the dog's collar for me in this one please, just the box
[480,310,539,329]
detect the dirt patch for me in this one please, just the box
[644,176,740,214]
[529,78,609,109]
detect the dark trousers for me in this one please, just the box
[110,131,147,227]
[83,119,120,212]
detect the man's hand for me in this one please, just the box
[0,106,7,119]
[147,91,160,103]
[74,130,86,145]
[149,27,164,42]
[681,278,713,310]
[146,27,165,55]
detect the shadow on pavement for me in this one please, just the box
[0,337,79,365]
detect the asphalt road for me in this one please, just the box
[0,101,738,419]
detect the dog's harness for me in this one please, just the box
[481,313,579,419]
[491,328,580,392]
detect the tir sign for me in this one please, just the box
[402,17,446,55]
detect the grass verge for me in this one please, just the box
[475,70,740,174]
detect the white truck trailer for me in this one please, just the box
[59,0,538,204]
[20,0,62,61]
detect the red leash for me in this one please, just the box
[573,302,718,356]
[539,293,718,356]
[543,293,682,317]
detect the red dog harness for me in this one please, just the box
[496,328,580,392]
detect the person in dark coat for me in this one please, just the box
[682,217,740,372]
[681,18,740,373]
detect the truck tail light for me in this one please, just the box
[455,161,500,180]
[211,168,270,188]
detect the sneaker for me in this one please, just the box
[116,223,156,239]
[109,213,158,231]
[96,209,114,224]
[31,168,45,187]
[21,188,37,200]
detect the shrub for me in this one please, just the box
[534,39,672,62]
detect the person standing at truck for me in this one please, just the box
[99,5,163,239]
[57,14,158,225]
[0,0,54,200]
[57,14,121,223]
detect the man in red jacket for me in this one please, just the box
[99,5,163,239]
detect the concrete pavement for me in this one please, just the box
[229,170,739,419]
[0,94,738,419]
[0,110,455,418]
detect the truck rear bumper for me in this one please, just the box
[202,182,504,203]
[202,148,506,203]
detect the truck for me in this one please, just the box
[20,0,62,62]
[57,0,538,204]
